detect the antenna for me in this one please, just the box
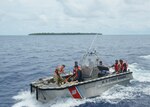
[87,33,100,53]
[80,33,101,65]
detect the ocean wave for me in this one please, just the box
[128,63,150,82]
[140,55,150,60]
[12,91,88,107]
[12,91,40,107]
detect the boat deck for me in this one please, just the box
[31,72,132,89]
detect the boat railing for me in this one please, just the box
[34,71,132,90]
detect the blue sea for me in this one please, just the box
[0,35,150,107]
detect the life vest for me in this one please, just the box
[73,66,81,79]
[73,66,81,74]
[114,63,119,73]
[55,66,64,75]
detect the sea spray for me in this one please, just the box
[140,55,150,60]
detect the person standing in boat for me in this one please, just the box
[65,61,82,82]
[112,60,120,74]
[123,62,128,72]
[73,65,83,82]
[119,59,123,73]
[119,59,128,72]
[73,61,81,74]
[54,65,66,86]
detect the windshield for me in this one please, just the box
[80,51,100,77]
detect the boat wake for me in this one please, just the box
[140,54,150,60]
[12,91,87,107]
[12,63,150,107]
[129,63,150,82]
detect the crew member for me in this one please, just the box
[123,62,128,72]
[97,61,109,77]
[54,65,65,86]
[113,60,119,74]
[65,61,81,82]
[73,61,81,74]
[119,59,128,72]
[119,59,124,73]
[73,65,83,82]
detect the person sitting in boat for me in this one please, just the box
[97,61,109,77]
[54,65,66,86]
[119,59,128,72]
[112,60,120,74]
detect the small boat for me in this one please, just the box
[30,51,133,102]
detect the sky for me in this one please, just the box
[0,0,150,35]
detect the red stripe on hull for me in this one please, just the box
[68,86,82,99]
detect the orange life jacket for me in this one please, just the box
[114,63,119,73]
[73,66,81,74]
[73,66,81,78]
[55,66,64,75]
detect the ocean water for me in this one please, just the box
[0,35,150,107]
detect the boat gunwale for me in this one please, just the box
[32,71,133,90]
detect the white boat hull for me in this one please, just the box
[31,71,133,102]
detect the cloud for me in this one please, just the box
[0,0,150,34]
[58,0,105,18]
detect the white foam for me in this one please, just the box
[140,55,150,60]
[12,91,41,107]
[50,98,87,107]
[12,91,88,107]
[128,63,150,82]
[89,85,137,104]
[99,84,150,103]
[142,86,150,95]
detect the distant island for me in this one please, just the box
[28,33,102,35]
